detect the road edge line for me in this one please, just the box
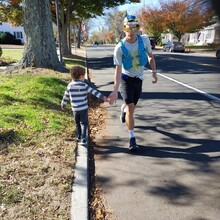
[158,72,220,103]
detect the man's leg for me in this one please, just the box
[127,78,142,150]
[126,103,138,151]
[120,76,141,150]
[125,103,135,131]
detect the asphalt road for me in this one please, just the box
[86,45,220,220]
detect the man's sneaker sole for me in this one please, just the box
[129,145,139,151]
[120,104,126,123]
[79,138,87,145]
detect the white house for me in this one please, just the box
[0,22,25,44]
[186,21,220,45]
[162,18,220,46]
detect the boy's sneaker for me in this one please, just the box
[129,137,139,151]
[120,104,126,123]
[80,137,87,145]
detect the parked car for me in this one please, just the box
[163,41,185,52]
[93,41,99,45]
[216,48,220,59]
[149,37,157,49]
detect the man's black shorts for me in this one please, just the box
[120,74,142,105]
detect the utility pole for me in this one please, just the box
[55,0,63,64]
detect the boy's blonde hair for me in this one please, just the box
[70,66,85,80]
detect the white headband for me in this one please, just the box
[125,22,138,25]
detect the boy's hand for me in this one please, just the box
[108,91,118,104]
[61,105,66,111]
[103,96,110,103]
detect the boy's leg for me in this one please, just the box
[73,111,81,141]
[80,109,88,140]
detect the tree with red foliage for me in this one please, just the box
[139,0,214,42]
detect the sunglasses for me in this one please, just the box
[124,27,138,33]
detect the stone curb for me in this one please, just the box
[71,49,89,220]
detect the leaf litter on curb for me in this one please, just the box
[88,97,115,220]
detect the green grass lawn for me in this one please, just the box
[0,69,76,219]
[1,48,85,68]
[0,73,73,141]
[0,48,86,141]
[187,45,217,50]
[1,49,23,62]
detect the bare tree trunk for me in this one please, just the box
[68,25,71,53]
[66,0,72,54]
[77,20,82,48]
[18,0,66,72]
[60,1,71,55]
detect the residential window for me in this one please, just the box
[205,30,212,40]
[14,31,23,39]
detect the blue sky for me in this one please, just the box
[89,0,160,35]
[118,0,160,14]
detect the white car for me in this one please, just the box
[163,41,185,53]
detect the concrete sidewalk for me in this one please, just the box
[88,48,220,220]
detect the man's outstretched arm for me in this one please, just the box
[108,65,122,104]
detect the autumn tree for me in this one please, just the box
[161,0,213,41]
[0,0,141,70]
[138,8,166,39]
[0,0,22,26]
[105,9,127,43]
[138,0,214,42]
[50,0,141,54]
[1,0,141,55]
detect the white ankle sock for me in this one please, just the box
[128,130,134,138]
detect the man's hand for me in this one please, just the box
[108,91,118,105]
[152,72,158,84]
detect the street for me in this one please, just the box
[87,45,220,220]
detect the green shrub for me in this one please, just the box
[0,32,16,44]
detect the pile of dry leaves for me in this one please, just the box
[88,97,114,220]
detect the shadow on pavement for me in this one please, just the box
[95,126,220,165]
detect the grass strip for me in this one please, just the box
[0,69,76,219]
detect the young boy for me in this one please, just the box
[61,66,108,144]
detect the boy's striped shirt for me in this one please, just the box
[61,80,104,112]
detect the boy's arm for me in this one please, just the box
[85,84,105,101]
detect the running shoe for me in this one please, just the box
[129,137,139,151]
[79,137,87,145]
[76,136,81,142]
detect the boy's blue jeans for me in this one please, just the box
[73,109,88,139]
